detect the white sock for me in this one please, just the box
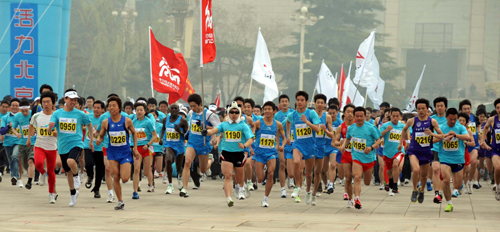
[281,187,285,191]
[427,178,431,182]
[263,196,268,201]
[447,200,452,205]
[327,180,330,184]
[467,180,471,185]
[108,190,113,195]
[355,196,360,201]
[474,181,479,185]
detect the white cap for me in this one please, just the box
[208,104,217,111]
[64,91,79,99]
[179,109,187,116]
[34,97,40,101]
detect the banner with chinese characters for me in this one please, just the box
[0,0,71,99]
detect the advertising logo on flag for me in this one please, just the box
[201,0,216,65]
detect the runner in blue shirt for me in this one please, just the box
[286,91,321,203]
[205,102,254,207]
[0,99,10,181]
[0,98,20,185]
[234,97,255,193]
[345,106,382,209]
[274,94,295,194]
[48,89,93,207]
[459,99,480,194]
[252,101,285,207]
[96,96,140,210]
[11,99,36,189]
[83,100,105,198]
[379,108,406,195]
[324,103,342,194]
[429,96,447,203]
[243,98,259,191]
[481,98,500,201]
[433,108,470,212]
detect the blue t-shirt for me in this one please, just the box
[467,114,479,149]
[438,123,468,164]
[379,121,405,158]
[50,108,91,154]
[133,117,156,147]
[153,121,164,153]
[347,122,381,163]
[367,119,374,125]
[1,113,19,146]
[281,119,293,153]
[217,121,254,152]
[430,114,446,152]
[12,112,35,145]
[326,117,343,152]
[274,109,295,122]
[287,109,321,146]
[97,111,130,148]
[84,115,103,151]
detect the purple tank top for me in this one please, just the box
[491,116,500,150]
[409,116,434,151]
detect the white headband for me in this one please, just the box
[19,106,30,109]
[64,91,79,98]
[137,100,147,104]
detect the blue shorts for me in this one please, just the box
[325,146,338,158]
[107,149,134,165]
[165,146,184,157]
[292,143,316,160]
[467,146,478,153]
[478,148,486,158]
[187,143,211,156]
[253,152,277,164]
[336,151,342,163]
[408,148,432,166]
[285,148,294,159]
[441,162,464,173]
[315,145,325,159]
[490,148,500,158]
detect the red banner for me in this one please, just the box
[181,78,195,103]
[201,0,216,65]
[214,91,220,108]
[338,65,346,108]
[150,28,188,105]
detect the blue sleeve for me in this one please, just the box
[273,113,278,120]
[11,115,19,128]
[147,120,156,132]
[287,113,293,124]
[82,112,91,125]
[96,115,105,131]
[309,110,321,125]
[460,125,468,135]
[379,123,387,134]
[217,123,224,133]
[0,116,9,135]
[243,124,255,140]
[50,110,59,124]
[372,125,382,139]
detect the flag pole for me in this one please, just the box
[248,78,253,98]
[149,26,154,98]
[200,0,206,146]
[345,61,353,106]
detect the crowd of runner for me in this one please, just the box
[1,84,499,212]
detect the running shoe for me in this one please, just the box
[311,195,317,206]
[411,190,418,203]
[261,179,267,186]
[247,181,255,191]
[93,190,101,198]
[39,174,45,186]
[107,194,115,203]
[340,179,344,186]
[49,193,57,204]
[0,173,2,183]
[238,189,246,200]
[444,203,453,212]
[177,177,182,190]
[227,197,234,207]
[244,184,251,199]
[18,179,23,188]
[253,182,258,191]
[25,182,32,190]
[451,190,459,198]
[385,184,390,192]
[392,188,399,194]
[288,178,295,189]
[162,175,168,184]
[458,184,464,195]
[154,171,160,179]
[165,184,174,194]
[85,177,93,189]
[417,188,425,204]
[201,173,207,182]
[305,192,312,205]
[473,183,481,189]
[291,187,299,198]
[327,183,335,195]
[294,196,301,203]
[388,189,394,196]
[73,175,81,190]
[493,185,497,192]
[69,191,79,207]
[467,182,473,194]
[115,201,125,210]
[346,199,354,208]
[404,179,410,185]
[379,184,384,190]
[132,191,139,199]
[281,188,287,198]
[343,193,349,201]
[354,199,362,209]
[147,185,155,192]
[261,198,269,207]
[426,181,433,191]
[179,187,189,198]
[495,190,500,201]
[433,194,442,204]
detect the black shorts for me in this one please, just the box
[221,150,246,168]
[432,151,440,162]
[154,152,164,157]
[60,147,83,172]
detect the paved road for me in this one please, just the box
[0,174,498,231]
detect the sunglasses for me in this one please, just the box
[229,111,239,114]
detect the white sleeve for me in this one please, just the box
[206,111,220,127]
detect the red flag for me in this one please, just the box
[201,0,216,65]
[338,65,346,108]
[150,27,188,105]
[214,91,221,108]
[181,78,195,103]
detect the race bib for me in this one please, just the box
[415,132,431,147]
[315,128,325,138]
[344,142,352,152]
[136,128,147,141]
[153,136,160,145]
[259,134,275,149]
[290,129,295,142]
[388,129,402,143]
[6,128,20,137]
[443,137,459,151]
[225,131,241,142]
[495,129,500,144]
[21,125,29,139]
[59,118,77,134]
[352,137,367,153]
[38,126,53,137]
[190,121,202,135]
[166,128,180,142]
[468,122,476,133]
[109,131,127,146]
[295,124,312,139]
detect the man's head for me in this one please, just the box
[433,97,447,115]
[93,100,105,117]
[495,98,500,116]
[379,102,390,112]
[39,84,53,94]
[446,108,459,126]
[10,98,20,114]
[63,88,79,110]
[476,108,487,124]
[107,96,122,116]
[123,101,134,115]
[188,94,203,113]
[86,96,95,109]
[147,98,158,111]
[459,99,472,115]
[353,106,366,125]
[76,97,85,110]
[0,99,9,114]
[343,104,355,122]
[365,107,373,120]
[314,94,327,111]
[279,94,290,110]
[19,98,30,116]
[40,91,56,111]
[169,103,179,117]
[295,91,309,110]
[233,96,245,107]
[328,104,339,119]
[390,107,402,124]
[415,98,430,118]
[262,101,275,118]
[159,100,169,114]
[244,98,255,115]
[253,105,262,116]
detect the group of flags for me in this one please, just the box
[148,1,425,112]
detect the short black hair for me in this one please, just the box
[149,109,159,117]
[19,98,30,107]
[446,107,459,117]
[262,101,275,110]
[458,112,469,124]
[328,98,340,107]
[314,94,327,103]
[134,101,147,110]
[107,93,119,99]
[233,96,245,103]
[86,96,95,102]
[107,96,122,110]
[244,98,255,108]
[353,106,366,115]
[159,100,168,107]
[39,84,53,94]
[254,104,262,110]
[433,96,448,108]
[494,98,500,109]
[366,107,373,112]
[147,98,158,106]
[491,110,498,117]
[459,99,472,111]
[278,94,289,102]
[1,99,10,106]
[390,107,402,116]
[77,97,85,107]
[58,98,65,105]
[343,104,355,113]
[123,101,134,110]
[476,108,487,118]
[94,100,105,109]
[328,104,339,111]
[295,91,309,101]
[40,91,57,104]
[379,102,390,108]
[10,98,20,105]
[415,98,429,109]
[402,113,413,122]
[187,94,202,105]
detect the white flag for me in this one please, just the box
[366,55,385,109]
[343,62,364,107]
[353,29,376,88]
[315,60,338,101]
[406,65,426,112]
[251,27,278,102]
